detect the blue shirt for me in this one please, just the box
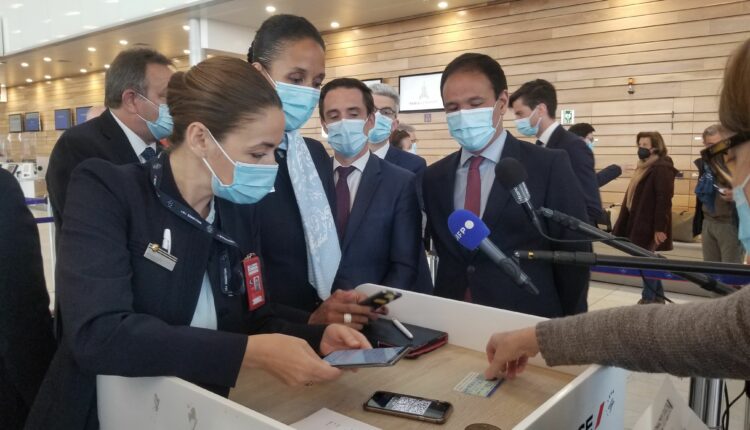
[453,130,507,218]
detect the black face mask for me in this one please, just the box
[638,147,652,160]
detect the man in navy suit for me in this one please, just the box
[509,79,603,223]
[424,53,590,318]
[46,48,173,230]
[319,78,431,293]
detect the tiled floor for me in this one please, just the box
[33,213,747,429]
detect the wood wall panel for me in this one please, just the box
[2,0,750,211]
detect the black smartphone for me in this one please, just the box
[363,391,452,424]
[359,290,402,308]
[323,346,410,369]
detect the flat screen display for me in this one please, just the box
[9,114,23,133]
[75,106,91,125]
[25,112,41,132]
[54,109,72,130]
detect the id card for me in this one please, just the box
[242,254,266,311]
[453,371,503,397]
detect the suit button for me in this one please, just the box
[467,265,476,274]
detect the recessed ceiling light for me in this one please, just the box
[64,10,80,16]
[44,75,51,80]
[183,49,190,54]
[182,25,190,31]
[25,78,33,83]
[265,5,276,13]
[172,58,181,63]
[12,30,21,34]
[87,47,96,52]
[104,64,110,69]
[330,21,340,28]
[20,62,29,67]
[119,39,128,45]
[10,3,23,9]
[80,68,87,73]
[43,57,52,62]
[438,1,448,9]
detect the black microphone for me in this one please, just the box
[495,158,543,232]
[448,209,540,295]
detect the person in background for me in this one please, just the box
[510,79,602,223]
[248,15,377,328]
[390,129,413,151]
[693,124,744,263]
[568,122,622,187]
[25,57,369,430]
[320,78,430,294]
[0,170,56,430]
[613,131,677,304]
[423,53,591,318]
[83,106,106,122]
[483,38,750,382]
[46,48,173,230]
[397,123,418,153]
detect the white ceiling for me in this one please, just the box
[0,0,491,88]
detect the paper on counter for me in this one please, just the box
[291,408,381,430]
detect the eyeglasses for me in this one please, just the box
[376,107,397,119]
[701,132,750,184]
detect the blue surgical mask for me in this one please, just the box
[202,129,278,205]
[446,101,501,152]
[586,139,595,151]
[368,112,393,144]
[326,119,369,158]
[514,107,541,137]
[276,81,320,131]
[137,94,173,140]
[732,172,750,252]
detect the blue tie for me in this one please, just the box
[141,147,157,162]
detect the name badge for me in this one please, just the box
[242,254,266,311]
[143,243,177,271]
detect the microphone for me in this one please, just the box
[495,158,543,232]
[448,209,539,295]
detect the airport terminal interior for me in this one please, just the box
[2,1,750,429]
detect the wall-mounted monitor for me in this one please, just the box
[8,114,23,133]
[54,109,72,130]
[75,106,91,125]
[398,72,443,112]
[363,78,383,86]
[25,112,41,132]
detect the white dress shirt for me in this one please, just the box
[190,199,218,330]
[453,130,507,218]
[537,121,561,147]
[111,111,158,163]
[333,150,371,210]
[372,143,390,160]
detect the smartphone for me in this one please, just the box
[323,346,410,369]
[359,290,402,309]
[363,391,452,424]
[713,184,727,195]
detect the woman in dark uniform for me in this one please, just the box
[25,56,369,430]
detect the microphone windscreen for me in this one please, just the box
[448,209,490,251]
[495,157,528,190]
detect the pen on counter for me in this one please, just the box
[392,318,413,340]
[162,229,172,254]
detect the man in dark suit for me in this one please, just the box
[319,78,431,293]
[46,48,173,230]
[509,79,603,223]
[0,169,56,429]
[424,53,590,318]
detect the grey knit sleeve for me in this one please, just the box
[536,286,750,379]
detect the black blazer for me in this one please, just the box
[0,170,55,430]
[423,132,591,318]
[383,146,427,208]
[546,125,603,222]
[256,137,336,313]
[25,157,325,430]
[333,154,431,293]
[46,109,144,230]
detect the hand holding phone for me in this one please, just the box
[363,391,452,424]
[359,290,402,309]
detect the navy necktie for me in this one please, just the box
[141,147,157,162]
[335,166,356,241]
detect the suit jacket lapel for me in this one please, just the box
[430,151,472,260]
[483,134,520,233]
[100,110,141,164]
[546,125,564,150]
[342,155,381,252]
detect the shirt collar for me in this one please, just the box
[333,149,371,173]
[111,110,156,156]
[372,143,390,159]
[460,130,507,167]
[538,121,560,146]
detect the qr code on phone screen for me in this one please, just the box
[386,396,431,415]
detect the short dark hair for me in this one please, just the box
[248,14,325,69]
[440,53,507,99]
[390,129,411,149]
[509,79,558,118]
[167,56,281,145]
[568,122,595,138]
[104,48,172,109]
[319,78,375,119]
